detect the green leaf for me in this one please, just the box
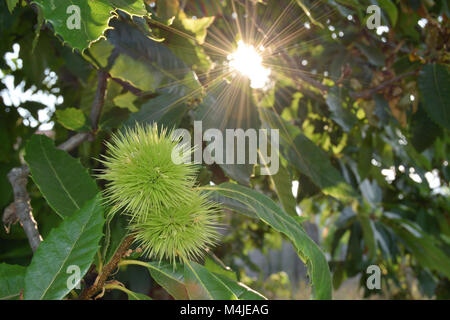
[161,11,214,73]
[32,0,148,51]
[359,215,376,260]
[6,0,19,13]
[24,195,105,300]
[55,108,87,131]
[418,64,450,130]
[355,43,385,67]
[103,19,201,93]
[212,273,266,300]
[259,109,357,202]
[125,93,189,129]
[109,53,159,92]
[326,86,357,132]
[383,212,450,278]
[156,0,179,20]
[109,0,147,16]
[33,0,114,51]
[146,262,189,300]
[183,260,238,300]
[140,261,265,300]
[411,103,442,152]
[204,257,237,281]
[195,82,260,185]
[178,12,214,44]
[378,0,398,26]
[126,291,152,300]
[106,284,152,300]
[113,92,138,112]
[24,134,99,218]
[206,183,332,300]
[31,6,44,53]
[268,164,297,216]
[0,263,26,300]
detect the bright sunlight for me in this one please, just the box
[227,40,271,89]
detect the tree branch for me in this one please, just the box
[57,132,91,152]
[90,70,109,133]
[111,76,144,97]
[6,166,42,252]
[350,70,418,99]
[79,235,135,300]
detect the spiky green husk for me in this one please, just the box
[99,124,196,222]
[99,123,222,262]
[130,190,221,263]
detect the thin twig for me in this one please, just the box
[350,70,418,99]
[111,76,144,97]
[57,132,91,152]
[7,166,42,252]
[79,235,135,300]
[90,70,109,133]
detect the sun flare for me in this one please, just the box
[227,40,271,89]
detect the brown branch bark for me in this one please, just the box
[6,166,42,252]
[79,235,135,300]
[90,70,109,133]
[350,70,418,99]
[57,132,91,152]
[111,76,144,97]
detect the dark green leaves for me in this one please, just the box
[109,0,147,16]
[207,183,332,300]
[102,18,201,93]
[6,0,19,13]
[326,87,357,132]
[260,109,357,201]
[378,0,398,26]
[24,195,105,300]
[0,263,26,300]
[383,212,450,279]
[146,262,189,300]
[24,134,99,218]
[418,64,450,129]
[195,82,260,185]
[184,260,239,300]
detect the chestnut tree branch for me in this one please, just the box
[90,70,109,132]
[79,235,135,300]
[6,166,42,252]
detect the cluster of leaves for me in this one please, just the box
[0,0,449,300]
